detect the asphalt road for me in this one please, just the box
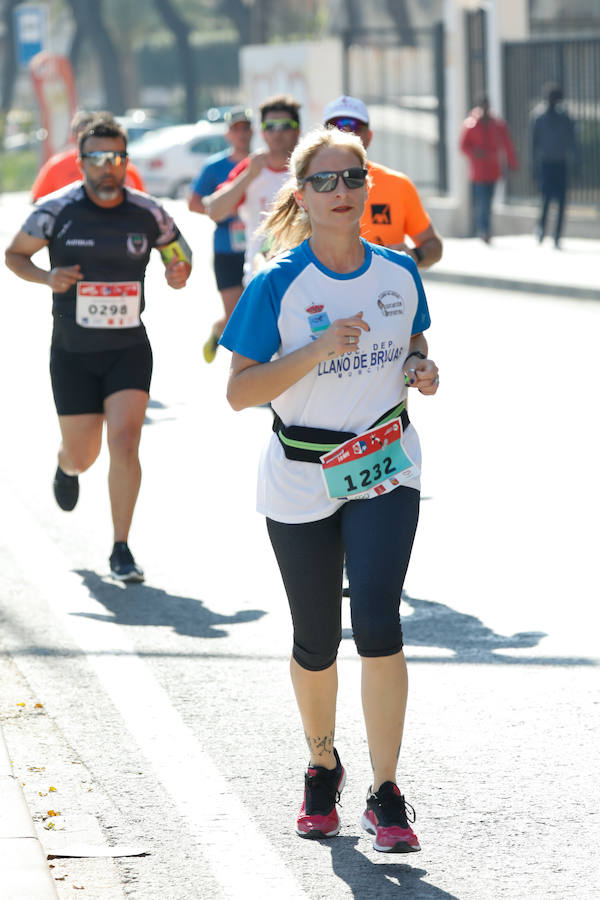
[0,197,599,899]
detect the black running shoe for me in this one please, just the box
[296,747,346,838]
[53,466,79,511]
[109,542,144,583]
[361,781,420,853]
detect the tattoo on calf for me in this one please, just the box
[305,730,334,758]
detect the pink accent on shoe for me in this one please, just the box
[361,809,420,852]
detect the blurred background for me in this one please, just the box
[1,0,599,237]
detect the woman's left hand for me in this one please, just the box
[404,358,440,395]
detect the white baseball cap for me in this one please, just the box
[322,95,369,125]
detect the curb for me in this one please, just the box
[0,729,58,899]
[422,269,600,301]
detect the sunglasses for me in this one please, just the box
[261,119,299,132]
[299,168,368,193]
[326,117,365,133]
[81,151,128,167]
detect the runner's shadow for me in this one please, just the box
[341,592,569,664]
[325,835,459,899]
[403,594,546,662]
[72,569,265,639]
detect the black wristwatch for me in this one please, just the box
[412,245,424,264]
[405,350,426,364]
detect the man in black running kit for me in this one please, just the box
[5,113,192,582]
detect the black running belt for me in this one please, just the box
[273,402,410,464]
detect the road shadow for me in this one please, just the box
[342,592,596,665]
[324,835,459,899]
[143,397,178,426]
[72,569,265,639]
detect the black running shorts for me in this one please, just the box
[214,252,244,291]
[50,341,153,415]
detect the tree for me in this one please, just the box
[64,0,126,113]
[153,0,196,121]
[1,0,22,115]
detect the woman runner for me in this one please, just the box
[220,126,439,852]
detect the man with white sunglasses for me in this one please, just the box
[205,94,301,285]
[323,95,443,269]
[5,113,192,583]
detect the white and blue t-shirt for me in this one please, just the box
[191,150,245,255]
[220,238,431,524]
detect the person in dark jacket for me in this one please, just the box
[460,95,518,243]
[531,84,579,249]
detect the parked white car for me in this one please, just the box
[128,121,229,198]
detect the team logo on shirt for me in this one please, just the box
[371,203,391,224]
[126,233,149,257]
[306,304,330,338]
[377,291,404,317]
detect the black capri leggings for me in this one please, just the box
[266,486,420,671]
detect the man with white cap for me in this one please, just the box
[323,95,442,268]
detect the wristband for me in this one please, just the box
[405,350,426,364]
[412,245,424,264]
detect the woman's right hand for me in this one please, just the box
[315,312,370,362]
[48,264,83,292]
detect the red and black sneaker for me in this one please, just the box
[296,748,346,839]
[361,781,420,853]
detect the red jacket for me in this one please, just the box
[460,108,518,183]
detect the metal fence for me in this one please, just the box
[340,24,446,194]
[504,38,600,205]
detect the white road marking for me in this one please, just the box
[2,486,308,900]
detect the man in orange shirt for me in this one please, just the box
[31,110,145,201]
[323,95,442,268]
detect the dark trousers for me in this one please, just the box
[471,181,496,239]
[538,161,567,244]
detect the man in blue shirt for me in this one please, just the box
[189,106,253,361]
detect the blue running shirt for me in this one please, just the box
[191,150,244,254]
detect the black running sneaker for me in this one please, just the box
[361,781,420,852]
[109,542,144,583]
[53,466,79,511]
[296,747,346,838]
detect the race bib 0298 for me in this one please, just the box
[76,281,141,329]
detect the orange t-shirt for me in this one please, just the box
[360,161,431,247]
[30,147,146,201]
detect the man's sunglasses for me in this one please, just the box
[326,117,365,133]
[261,119,299,132]
[81,151,128,167]
[299,168,368,193]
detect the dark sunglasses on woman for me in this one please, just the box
[299,168,368,193]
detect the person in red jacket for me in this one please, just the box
[31,110,146,201]
[459,95,518,243]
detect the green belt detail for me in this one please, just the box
[277,433,340,453]
[277,401,406,455]
[374,401,406,427]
